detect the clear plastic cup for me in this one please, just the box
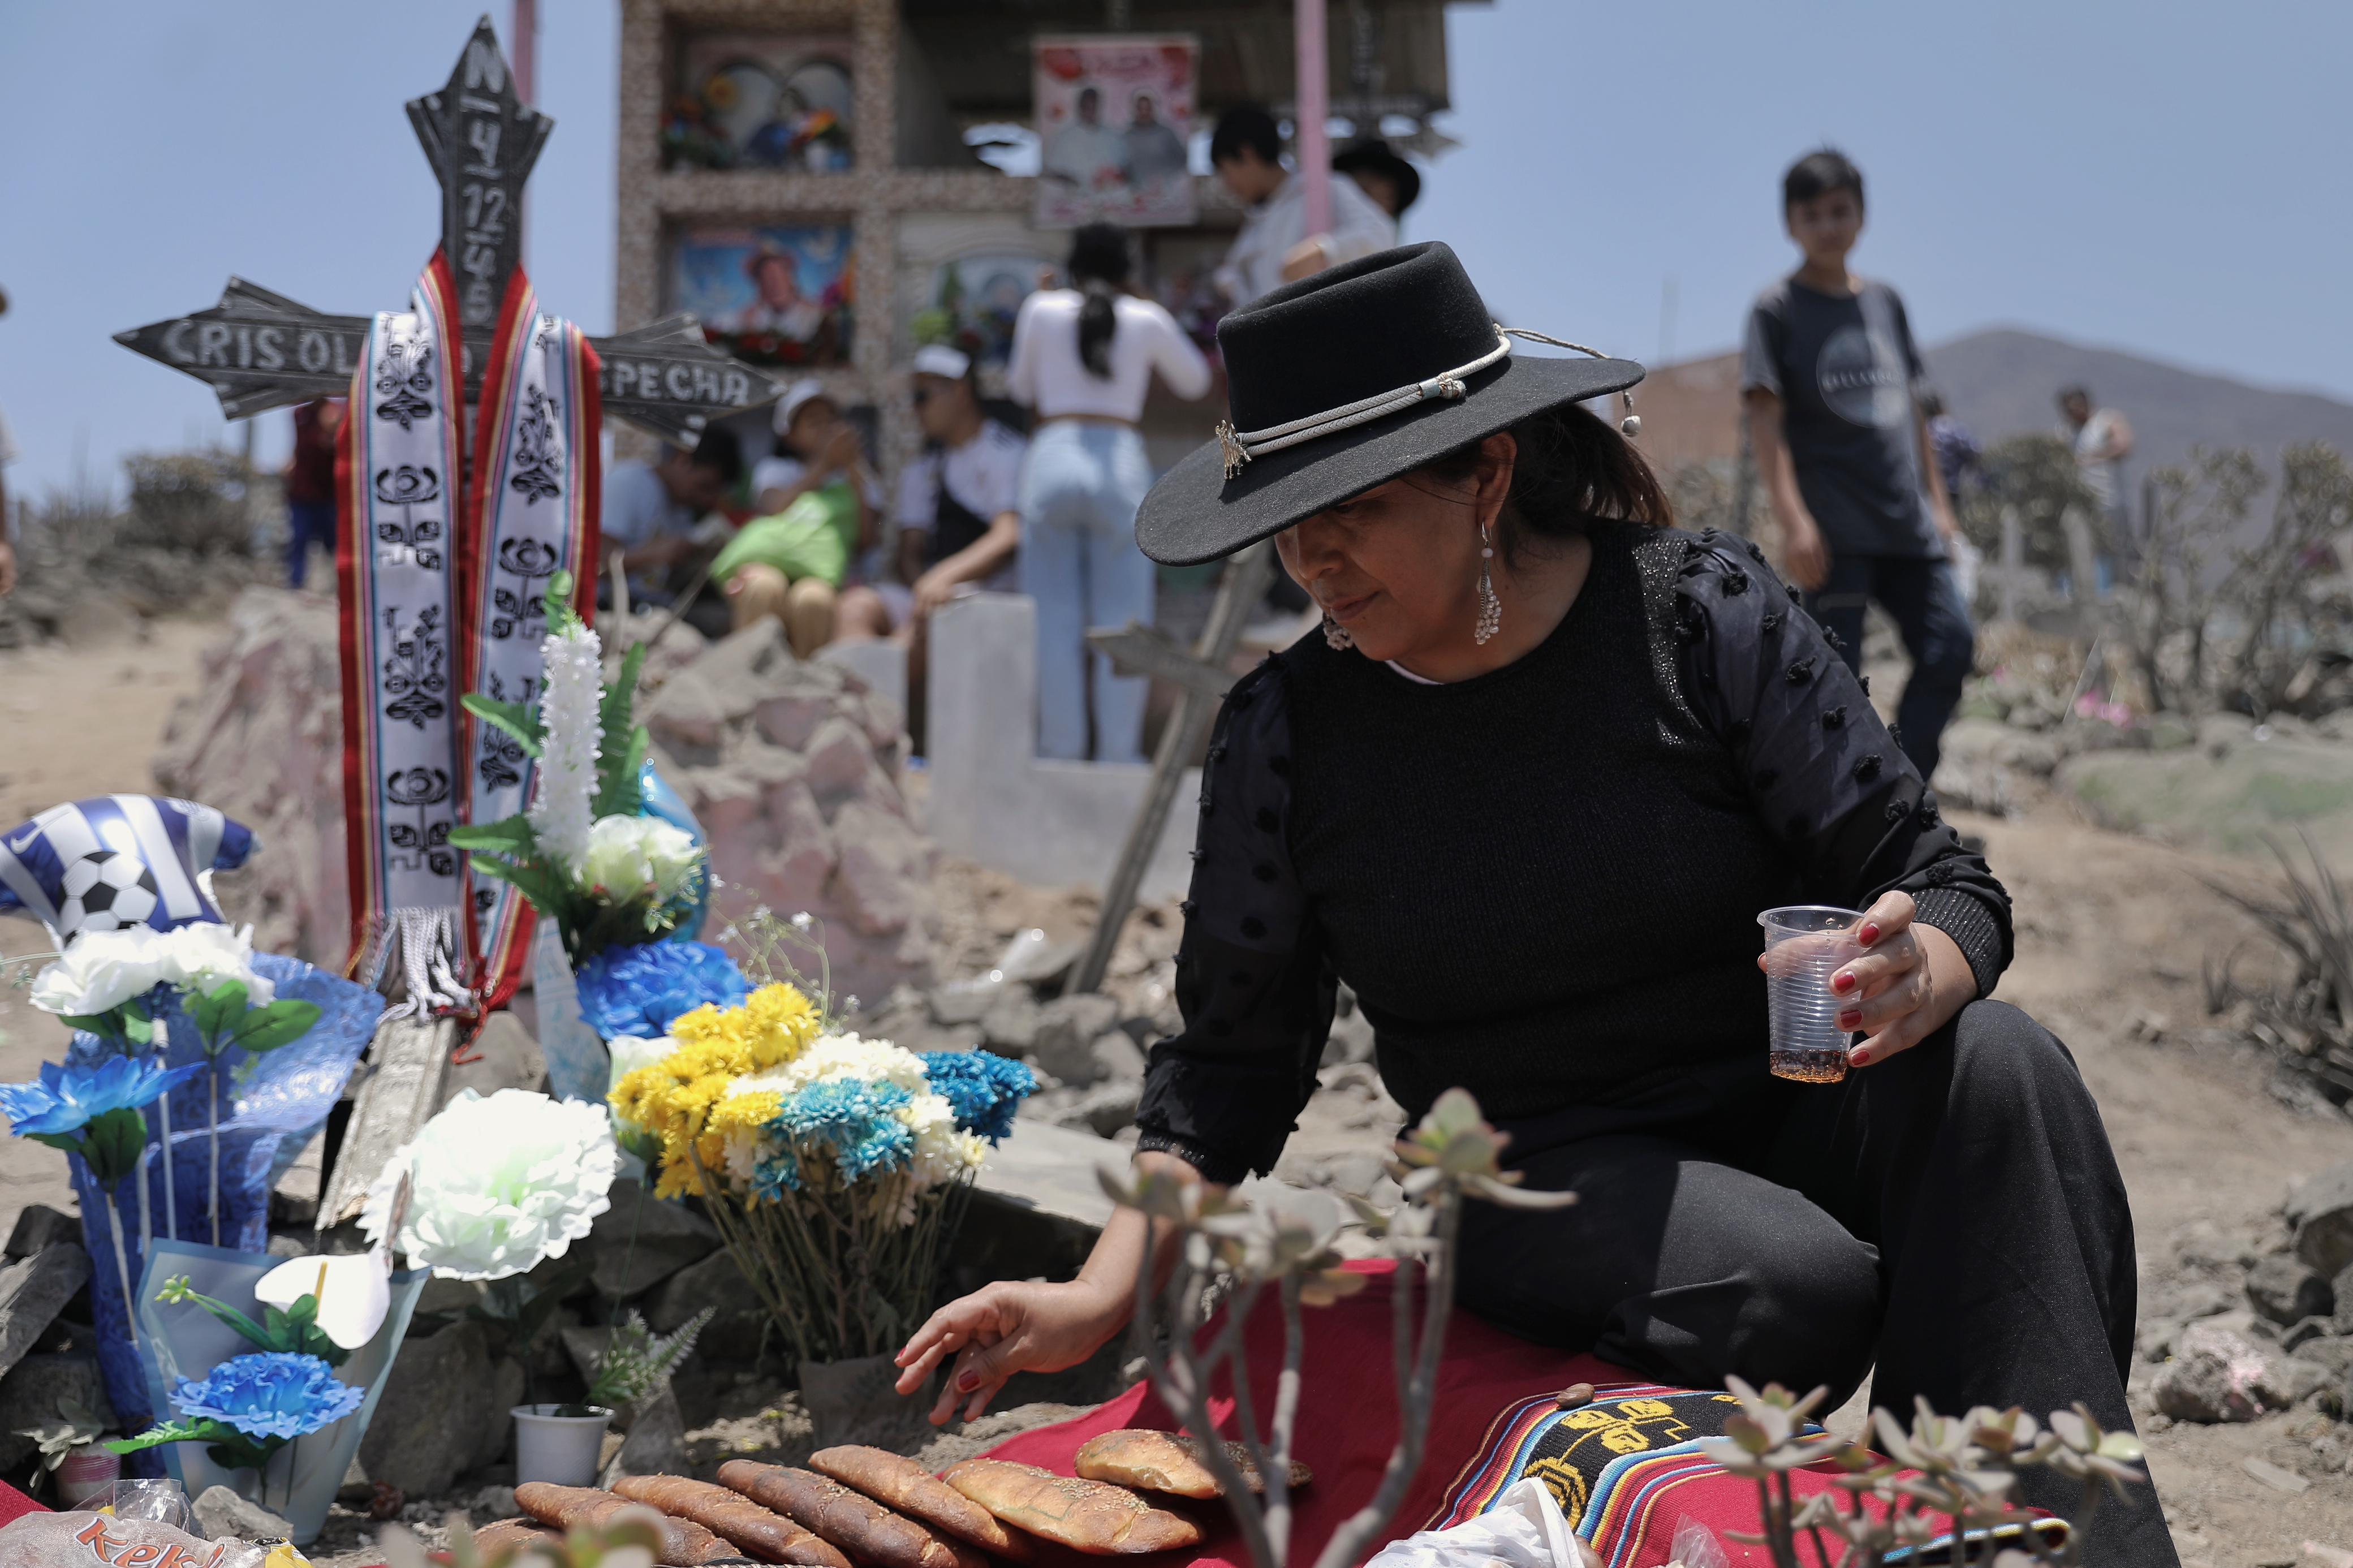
[1758,905,1865,1084]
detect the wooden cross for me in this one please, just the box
[116,16,783,446]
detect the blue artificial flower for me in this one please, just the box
[0,1055,203,1139]
[770,1079,914,1182]
[920,1050,1038,1145]
[170,1352,366,1440]
[574,941,747,1040]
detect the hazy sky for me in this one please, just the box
[3,1,2347,501]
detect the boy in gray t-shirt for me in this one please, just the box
[1742,149,1972,779]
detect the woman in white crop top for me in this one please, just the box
[1005,223,1213,763]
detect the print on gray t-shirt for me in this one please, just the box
[1742,278,1942,560]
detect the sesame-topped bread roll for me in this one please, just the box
[1073,1429,1313,1499]
[808,1446,1035,1561]
[940,1459,1204,1556]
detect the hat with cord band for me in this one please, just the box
[1134,243,1644,567]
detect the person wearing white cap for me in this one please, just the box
[837,344,1029,737]
[711,378,883,658]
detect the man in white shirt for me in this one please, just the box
[1209,105,1398,308]
[600,427,741,614]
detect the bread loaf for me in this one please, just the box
[718,1462,985,1568]
[808,1446,1035,1561]
[514,1481,753,1565]
[1074,1429,1313,1499]
[614,1475,852,1567]
[941,1459,1203,1556]
[471,1517,562,1556]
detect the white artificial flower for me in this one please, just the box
[253,1250,394,1350]
[28,928,174,1016]
[360,1088,618,1282]
[528,622,604,874]
[578,815,701,900]
[158,922,274,1006]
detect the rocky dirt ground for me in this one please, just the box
[4,613,2353,1565]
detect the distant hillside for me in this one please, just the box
[1630,328,2353,493]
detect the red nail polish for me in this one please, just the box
[1838,1011,1861,1029]
[1851,1049,1873,1066]
[1832,972,1856,993]
[1859,924,1881,945]
[956,1370,981,1393]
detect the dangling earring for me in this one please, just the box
[1474,520,1502,645]
[1322,613,1355,651]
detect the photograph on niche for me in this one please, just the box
[662,32,855,172]
[1033,35,1199,228]
[910,252,1049,377]
[672,223,855,367]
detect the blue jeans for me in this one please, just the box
[285,500,338,588]
[1019,423,1157,763]
[1805,554,1975,781]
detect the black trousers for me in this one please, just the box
[1806,553,1975,780]
[1456,1002,2176,1568]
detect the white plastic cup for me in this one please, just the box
[1757,905,1865,1084]
[511,1404,611,1488]
[54,1447,122,1508]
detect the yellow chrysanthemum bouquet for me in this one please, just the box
[608,956,1034,1365]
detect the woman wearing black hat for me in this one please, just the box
[898,244,2170,1568]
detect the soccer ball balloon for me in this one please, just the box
[57,850,164,934]
[0,795,255,946]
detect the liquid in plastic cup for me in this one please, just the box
[1758,905,1865,1084]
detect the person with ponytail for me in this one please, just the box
[1005,222,1213,761]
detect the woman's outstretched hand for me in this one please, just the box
[1761,890,1978,1068]
[894,1278,1128,1427]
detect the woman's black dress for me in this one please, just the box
[1134,524,2174,1568]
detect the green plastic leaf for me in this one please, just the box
[467,855,580,934]
[191,981,247,1048]
[82,1108,150,1188]
[105,1418,214,1456]
[461,693,546,759]
[449,813,539,853]
[544,568,577,631]
[227,1000,324,1054]
[592,641,650,819]
[58,1014,120,1044]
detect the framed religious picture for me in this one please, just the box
[663,32,856,172]
[670,223,855,368]
[1033,35,1199,229]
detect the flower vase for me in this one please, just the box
[533,920,611,1105]
[133,1239,428,1547]
[512,1403,613,1487]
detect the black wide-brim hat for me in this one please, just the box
[1136,242,1644,566]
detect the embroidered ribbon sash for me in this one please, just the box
[338,255,600,1016]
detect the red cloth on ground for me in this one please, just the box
[0,1479,47,1531]
[981,1260,1622,1568]
[977,1260,2043,1568]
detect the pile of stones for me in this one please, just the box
[2147,1161,2353,1427]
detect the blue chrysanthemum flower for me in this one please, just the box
[574,941,747,1040]
[919,1050,1038,1145]
[752,1147,801,1200]
[770,1079,915,1182]
[170,1352,366,1440]
[0,1055,203,1139]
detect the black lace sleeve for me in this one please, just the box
[1675,532,2012,998]
[1133,659,1337,1184]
